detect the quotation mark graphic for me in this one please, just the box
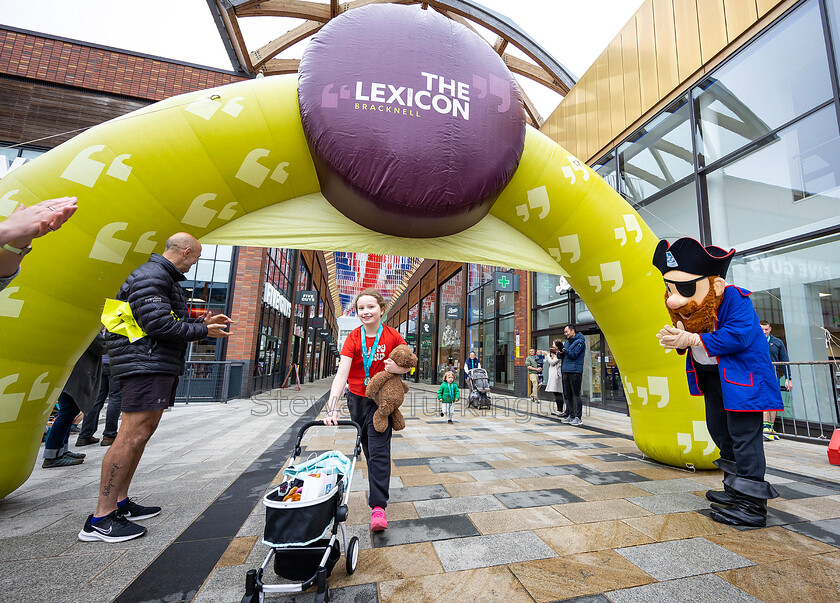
[587,261,623,293]
[614,214,643,246]
[181,194,240,229]
[235,150,289,188]
[185,95,246,120]
[0,372,61,424]
[547,234,580,264]
[678,421,716,455]
[472,73,511,113]
[634,376,670,408]
[515,186,550,222]
[89,223,159,264]
[60,146,132,188]
[0,190,21,218]
[321,84,352,108]
[562,156,589,185]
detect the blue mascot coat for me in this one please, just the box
[682,286,784,412]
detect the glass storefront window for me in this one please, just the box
[635,181,701,242]
[468,286,483,323]
[706,105,840,251]
[438,272,463,382]
[496,316,514,392]
[619,95,693,203]
[535,272,570,306]
[419,293,436,383]
[407,304,418,352]
[484,285,497,319]
[482,322,495,387]
[730,233,840,427]
[695,1,831,164]
[536,302,569,331]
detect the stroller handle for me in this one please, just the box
[294,420,362,459]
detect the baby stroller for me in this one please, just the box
[242,420,362,603]
[467,368,492,409]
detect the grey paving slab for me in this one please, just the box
[784,517,840,546]
[530,464,598,477]
[0,510,71,538]
[616,537,754,580]
[606,574,761,603]
[580,471,651,486]
[447,453,511,463]
[553,595,610,603]
[0,551,125,602]
[554,440,610,450]
[774,482,839,499]
[371,515,479,547]
[433,530,556,572]
[469,467,539,481]
[626,493,710,514]
[591,454,637,462]
[427,435,472,440]
[496,488,584,509]
[387,484,451,503]
[414,494,506,518]
[632,478,708,495]
[350,476,403,492]
[430,461,495,472]
[393,456,443,467]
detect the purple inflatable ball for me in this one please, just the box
[298,4,526,238]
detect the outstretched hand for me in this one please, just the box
[203,310,234,326]
[656,321,701,350]
[0,197,78,247]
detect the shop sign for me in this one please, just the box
[263,282,292,317]
[311,317,325,328]
[420,321,434,337]
[294,324,305,338]
[296,290,317,305]
[444,304,462,320]
[492,271,519,292]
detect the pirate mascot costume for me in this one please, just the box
[653,238,781,527]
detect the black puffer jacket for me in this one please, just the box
[106,254,208,378]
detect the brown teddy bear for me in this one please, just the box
[365,344,417,433]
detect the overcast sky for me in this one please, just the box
[1,0,645,117]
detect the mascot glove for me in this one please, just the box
[657,324,702,350]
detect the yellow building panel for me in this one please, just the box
[724,0,758,41]
[585,76,599,161]
[653,0,680,96]
[607,36,626,133]
[573,88,587,160]
[620,20,643,126]
[697,0,728,63]
[596,50,612,148]
[756,0,784,17]
[673,0,702,80]
[636,1,660,113]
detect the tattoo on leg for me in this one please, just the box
[102,462,119,498]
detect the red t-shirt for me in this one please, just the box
[342,325,406,396]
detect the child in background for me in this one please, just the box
[437,371,460,424]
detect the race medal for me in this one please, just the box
[360,325,383,388]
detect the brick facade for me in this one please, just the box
[0,27,246,102]
[227,247,266,394]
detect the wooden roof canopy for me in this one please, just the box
[206,0,578,128]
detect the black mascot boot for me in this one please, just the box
[706,459,738,506]
[708,475,778,528]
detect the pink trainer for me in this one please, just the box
[370,506,388,531]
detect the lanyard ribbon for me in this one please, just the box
[360,325,383,384]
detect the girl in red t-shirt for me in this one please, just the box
[323,288,409,531]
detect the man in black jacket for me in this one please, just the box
[79,233,233,543]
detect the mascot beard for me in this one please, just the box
[664,276,722,334]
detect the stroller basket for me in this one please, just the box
[263,474,345,548]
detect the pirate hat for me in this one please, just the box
[652,238,735,278]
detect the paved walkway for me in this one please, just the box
[2,380,840,602]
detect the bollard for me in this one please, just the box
[828,429,840,466]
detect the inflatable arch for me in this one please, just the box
[0,73,719,499]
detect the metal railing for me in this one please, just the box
[174,361,247,404]
[772,361,840,441]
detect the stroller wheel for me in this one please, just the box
[346,536,360,574]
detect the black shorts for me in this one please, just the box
[120,374,179,413]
